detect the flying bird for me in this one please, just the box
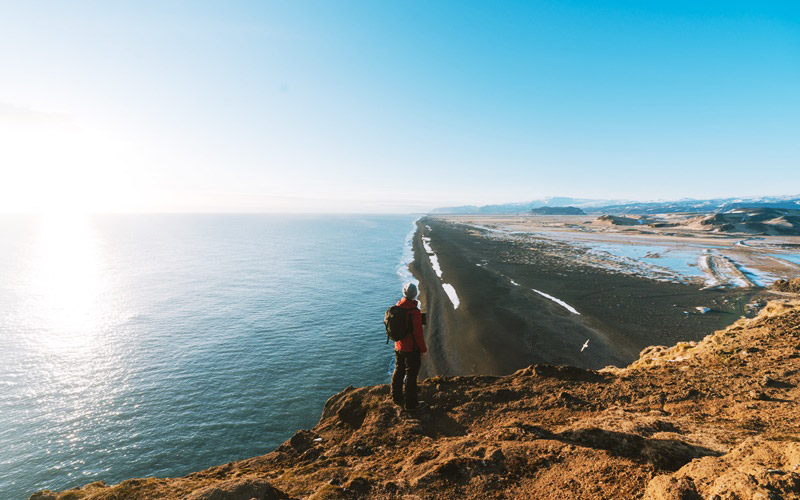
[581,339,590,352]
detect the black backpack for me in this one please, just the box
[384,305,415,344]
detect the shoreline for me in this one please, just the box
[412,216,772,375]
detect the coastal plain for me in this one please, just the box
[414,214,800,376]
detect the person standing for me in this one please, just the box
[389,282,427,410]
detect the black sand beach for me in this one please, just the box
[413,217,759,376]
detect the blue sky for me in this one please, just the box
[1,1,798,212]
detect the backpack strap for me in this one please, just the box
[385,307,393,344]
[405,307,418,352]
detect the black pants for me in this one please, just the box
[392,350,421,407]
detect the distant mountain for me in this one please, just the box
[431,195,800,215]
[530,206,586,215]
[719,200,800,212]
[430,197,622,215]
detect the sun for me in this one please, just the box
[1,109,142,214]
[28,212,105,352]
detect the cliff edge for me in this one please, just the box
[33,300,800,499]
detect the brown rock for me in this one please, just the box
[644,475,701,499]
[186,478,289,500]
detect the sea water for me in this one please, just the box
[583,242,706,277]
[771,253,800,267]
[0,214,418,498]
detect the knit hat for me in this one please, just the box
[403,282,418,299]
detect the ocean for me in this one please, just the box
[0,214,418,498]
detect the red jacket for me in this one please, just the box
[394,298,427,353]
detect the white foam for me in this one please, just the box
[398,217,421,285]
[442,283,460,309]
[532,289,580,315]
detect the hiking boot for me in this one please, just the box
[405,401,427,411]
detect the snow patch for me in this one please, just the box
[421,231,458,307]
[429,254,443,278]
[422,236,434,254]
[697,255,719,287]
[532,289,581,315]
[442,283,460,309]
[421,235,444,277]
[737,264,778,287]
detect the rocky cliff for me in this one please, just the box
[33,300,800,499]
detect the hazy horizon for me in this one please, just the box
[2,191,800,216]
[2,1,799,213]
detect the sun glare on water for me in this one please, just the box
[28,213,106,353]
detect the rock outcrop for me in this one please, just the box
[33,301,800,499]
[687,208,800,235]
[774,278,800,294]
[593,214,648,226]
